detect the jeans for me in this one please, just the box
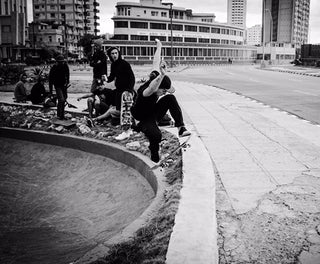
[137,94,185,154]
[55,85,67,119]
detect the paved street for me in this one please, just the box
[170,64,320,125]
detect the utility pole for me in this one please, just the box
[163,2,173,68]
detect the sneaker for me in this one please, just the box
[178,126,191,137]
[115,129,133,141]
[150,150,160,163]
[86,117,94,128]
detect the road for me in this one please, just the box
[170,65,320,125]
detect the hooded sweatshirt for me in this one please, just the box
[106,47,135,93]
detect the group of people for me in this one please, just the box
[14,38,191,162]
[14,54,69,121]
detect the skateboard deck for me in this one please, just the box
[50,117,76,128]
[120,91,134,128]
[151,135,191,170]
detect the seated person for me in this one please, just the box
[14,73,29,103]
[130,39,191,162]
[30,75,48,104]
[77,83,115,119]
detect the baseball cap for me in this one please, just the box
[159,75,175,93]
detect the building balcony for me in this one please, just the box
[93,1,100,6]
[93,8,100,13]
[94,15,100,20]
[94,29,100,33]
[94,22,100,26]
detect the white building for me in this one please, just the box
[227,0,247,29]
[105,0,256,64]
[246,25,261,46]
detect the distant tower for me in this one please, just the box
[262,0,310,48]
[227,0,247,29]
[247,25,262,46]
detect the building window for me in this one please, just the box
[185,37,197,42]
[169,36,183,42]
[130,21,148,28]
[115,21,128,28]
[60,5,65,10]
[185,25,197,32]
[50,13,55,18]
[161,12,167,17]
[199,26,210,33]
[211,39,220,44]
[151,11,158,16]
[169,24,183,31]
[113,34,128,40]
[211,27,220,34]
[199,38,210,43]
[2,25,11,33]
[150,23,166,30]
[150,36,166,41]
[131,35,148,41]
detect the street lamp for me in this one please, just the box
[266,9,273,63]
[163,2,173,68]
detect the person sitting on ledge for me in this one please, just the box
[14,73,30,103]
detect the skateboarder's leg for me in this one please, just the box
[140,119,162,162]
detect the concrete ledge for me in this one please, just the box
[166,133,218,264]
[0,127,166,251]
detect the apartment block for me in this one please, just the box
[227,0,247,29]
[246,24,262,46]
[32,0,100,57]
[262,0,310,48]
[0,0,28,61]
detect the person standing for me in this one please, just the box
[14,73,29,103]
[106,47,135,114]
[49,55,70,120]
[89,38,108,93]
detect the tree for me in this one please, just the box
[78,34,95,58]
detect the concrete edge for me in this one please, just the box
[165,132,218,264]
[0,127,167,262]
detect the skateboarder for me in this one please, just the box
[131,39,191,162]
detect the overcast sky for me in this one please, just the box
[28,0,320,44]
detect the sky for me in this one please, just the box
[27,0,320,44]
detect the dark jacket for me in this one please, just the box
[49,62,70,92]
[106,47,135,93]
[90,49,108,79]
[30,82,46,104]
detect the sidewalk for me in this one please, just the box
[173,80,320,263]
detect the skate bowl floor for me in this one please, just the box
[0,128,162,264]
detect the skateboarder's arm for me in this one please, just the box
[143,61,166,97]
[77,93,94,101]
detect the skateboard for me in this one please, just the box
[151,135,191,170]
[50,117,76,128]
[120,91,134,128]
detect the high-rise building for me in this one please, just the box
[247,25,262,46]
[227,0,247,29]
[31,0,100,57]
[0,0,28,61]
[262,0,310,48]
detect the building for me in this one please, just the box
[31,0,101,58]
[262,0,310,48]
[227,0,247,29]
[301,44,320,65]
[0,0,28,62]
[246,24,261,46]
[105,0,256,65]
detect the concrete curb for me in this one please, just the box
[166,131,218,264]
